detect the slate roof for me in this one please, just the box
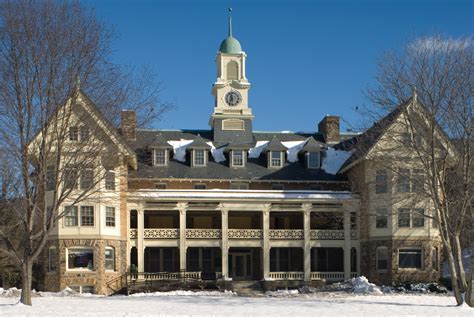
[127,129,347,182]
[149,133,172,149]
[263,136,287,152]
[299,137,326,153]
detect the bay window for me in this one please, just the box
[68,248,94,270]
[399,248,422,269]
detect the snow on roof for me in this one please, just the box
[282,140,307,163]
[168,139,194,162]
[248,141,269,158]
[321,147,354,175]
[207,142,226,163]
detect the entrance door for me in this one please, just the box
[231,253,252,280]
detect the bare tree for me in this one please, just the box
[361,35,473,305]
[0,0,170,305]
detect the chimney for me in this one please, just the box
[121,110,136,141]
[318,115,340,144]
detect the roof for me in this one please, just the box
[149,133,172,149]
[219,36,242,54]
[299,137,326,153]
[187,134,212,150]
[127,129,346,182]
[263,137,287,152]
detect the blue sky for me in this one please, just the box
[85,0,472,132]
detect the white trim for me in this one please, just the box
[376,246,388,272]
[153,149,168,167]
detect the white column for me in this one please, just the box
[178,203,187,271]
[221,207,229,279]
[137,209,145,272]
[343,206,351,280]
[262,205,271,279]
[303,204,312,282]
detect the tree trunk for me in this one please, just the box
[444,243,464,305]
[466,254,473,307]
[453,235,468,292]
[20,262,33,306]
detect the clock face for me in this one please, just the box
[224,91,242,107]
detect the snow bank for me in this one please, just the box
[130,290,236,297]
[0,287,21,297]
[351,276,383,295]
[321,147,353,175]
[265,289,299,297]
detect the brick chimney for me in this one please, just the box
[121,110,136,141]
[318,115,340,144]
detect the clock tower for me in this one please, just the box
[210,9,254,146]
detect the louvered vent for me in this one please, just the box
[227,61,239,80]
[222,119,245,131]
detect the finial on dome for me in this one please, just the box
[228,8,233,37]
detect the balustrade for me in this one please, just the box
[310,271,358,281]
[228,229,263,239]
[144,228,179,239]
[269,229,304,240]
[185,229,222,239]
[129,229,137,239]
[268,271,304,280]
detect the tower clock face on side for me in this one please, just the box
[224,91,242,107]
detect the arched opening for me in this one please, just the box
[227,61,239,80]
[130,247,138,269]
[351,247,357,273]
[130,209,137,229]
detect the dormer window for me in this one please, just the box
[307,151,320,169]
[231,150,245,167]
[269,151,283,168]
[69,127,78,141]
[153,149,168,166]
[193,149,206,167]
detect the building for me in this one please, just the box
[39,14,443,295]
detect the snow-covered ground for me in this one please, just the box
[0,289,471,317]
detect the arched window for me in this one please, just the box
[48,246,57,272]
[226,61,239,80]
[105,246,115,271]
[376,246,388,272]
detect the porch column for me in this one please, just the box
[303,204,312,282]
[221,206,229,279]
[262,204,271,279]
[178,203,188,271]
[137,208,145,272]
[343,206,351,280]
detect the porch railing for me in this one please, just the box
[269,271,304,280]
[310,230,359,240]
[269,229,304,240]
[129,229,137,239]
[310,272,359,281]
[144,228,179,239]
[228,229,263,239]
[185,229,222,239]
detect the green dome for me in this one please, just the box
[219,36,242,54]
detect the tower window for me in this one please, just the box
[226,61,239,80]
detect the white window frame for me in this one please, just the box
[375,207,388,229]
[64,206,79,227]
[376,246,388,272]
[307,151,320,169]
[105,171,115,191]
[375,169,388,194]
[105,206,115,227]
[69,126,78,141]
[69,285,94,294]
[67,247,94,271]
[79,126,89,142]
[80,206,94,227]
[153,149,168,166]
[80,168,94,190]
[105,246,115,271]
[193,149,206,167]
[269,151,283,168]
[231,150,245,167]
[48,246,57,272]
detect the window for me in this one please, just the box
[397,169,410,193]
[80,168,93,190]
[70,285,94,294]
[399,248,422,269]
[154,149,167,166]
[376,247,388,271]
[105,247,115,271]
[48,247,57,272]
[401,132,411,146]
[310,184,322,190]
[194,183,206,190]
[307,152,320,169]
[194,150,205,166]
[155,183,167,189]
[64,206,78,226]
[227,61,239,80]
[270,151,283,168]
[69,127,78,141]
[105,207,115,227]
[46,165,56,191]
[398,208,411,228]
[412,208,425,227]
[68,248,94,270]
[232,150,244,167]
[376,208,388,229]
[412,169,425,192]
[271,184,284,190]
[375,170,388,193]
[64,166,78,190]
[105,171,115,190]
[80,206,94,226]
[80,126,89,142]
[230,183,249,190]
[432,247,438,270]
